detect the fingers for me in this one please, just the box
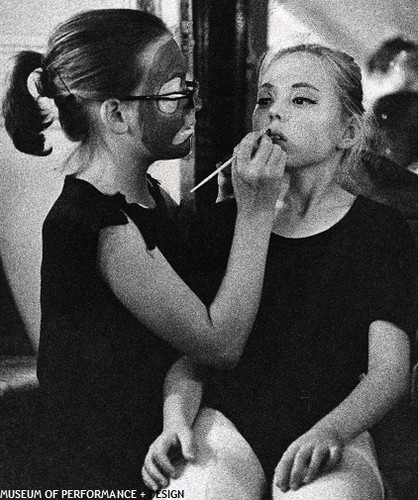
[323,445,342,473]
[266,143,287,175]
[252,133,277,164]
[142,465,160,491]
[231,130,287,213]
[142,435,178,491]
[289,446,313,490]
[142,429,197,492]
[303,447,328,484]
[275,447,297,492]
[217,159,234,202]
[155,448,178,477]
[234,132,285,185]
[276,444,339,492]
[142,457,169,491]
[235,132,272,164]
[234,131,263,161]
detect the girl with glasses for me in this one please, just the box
[2,8,286,489]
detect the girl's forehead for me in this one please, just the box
[139,34,174,69]
[260,52,333,90]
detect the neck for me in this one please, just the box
[71,142,156,208]
[285,157,342,214]
[273,155,357,238]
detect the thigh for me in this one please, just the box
[165,407,267,500]
[272,432,384,500]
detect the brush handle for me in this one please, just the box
[190,155,236,193]
[190,129,271,193]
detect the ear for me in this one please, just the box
[99,99,129,135]
[338,116,361,150]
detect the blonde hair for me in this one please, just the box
[259,43,380,172]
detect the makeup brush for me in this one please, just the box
[190,129,272,193]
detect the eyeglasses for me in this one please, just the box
[119,80,199,114]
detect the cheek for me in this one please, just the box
[140,103,184,148]
[252,107,270,131]
[284,119,335,163]
[297,112,342,145]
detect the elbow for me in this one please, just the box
[213,347,243,369]
[376,364,411,406]
[396,369,412,404]
[394,361,412,400]
[211,333,247,368]
[182,320,248,368]
[190,343,244,369]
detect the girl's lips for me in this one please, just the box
[172,114,196,146]
[269,132,287,143]
[172,126,194,145]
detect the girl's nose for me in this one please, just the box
[269,102,285,121]
[269,108,282,121]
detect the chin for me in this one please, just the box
[169,138,193,159]
[162,149,191,161]
[150,143,191,162]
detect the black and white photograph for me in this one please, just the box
[0,1,417,499]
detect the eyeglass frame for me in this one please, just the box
[118,80,199,109]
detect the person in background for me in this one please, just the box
[363,36,418,109]
[2,8,285,489]
[340,36,418,218]
[143,43,417,500]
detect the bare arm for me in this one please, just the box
[275,320,410,491]
[312,320,410,440]
[99,133,286,367]
[142,356,204,491]
[163,356,204,434]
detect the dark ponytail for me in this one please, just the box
[2,51,53,156]
[3,9,169,157]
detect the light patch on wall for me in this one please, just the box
[268,1,323,49]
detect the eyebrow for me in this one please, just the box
[259,82,320,92]
[259,83,274,90]
[292,82,320,91]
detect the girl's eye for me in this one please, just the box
[158,100,180,114]
[292,96,316,106]
[257,97,272,107]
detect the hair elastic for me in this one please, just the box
[27,67,44,99]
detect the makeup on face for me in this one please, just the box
[134,38,197,160]
[252,53,347,169]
